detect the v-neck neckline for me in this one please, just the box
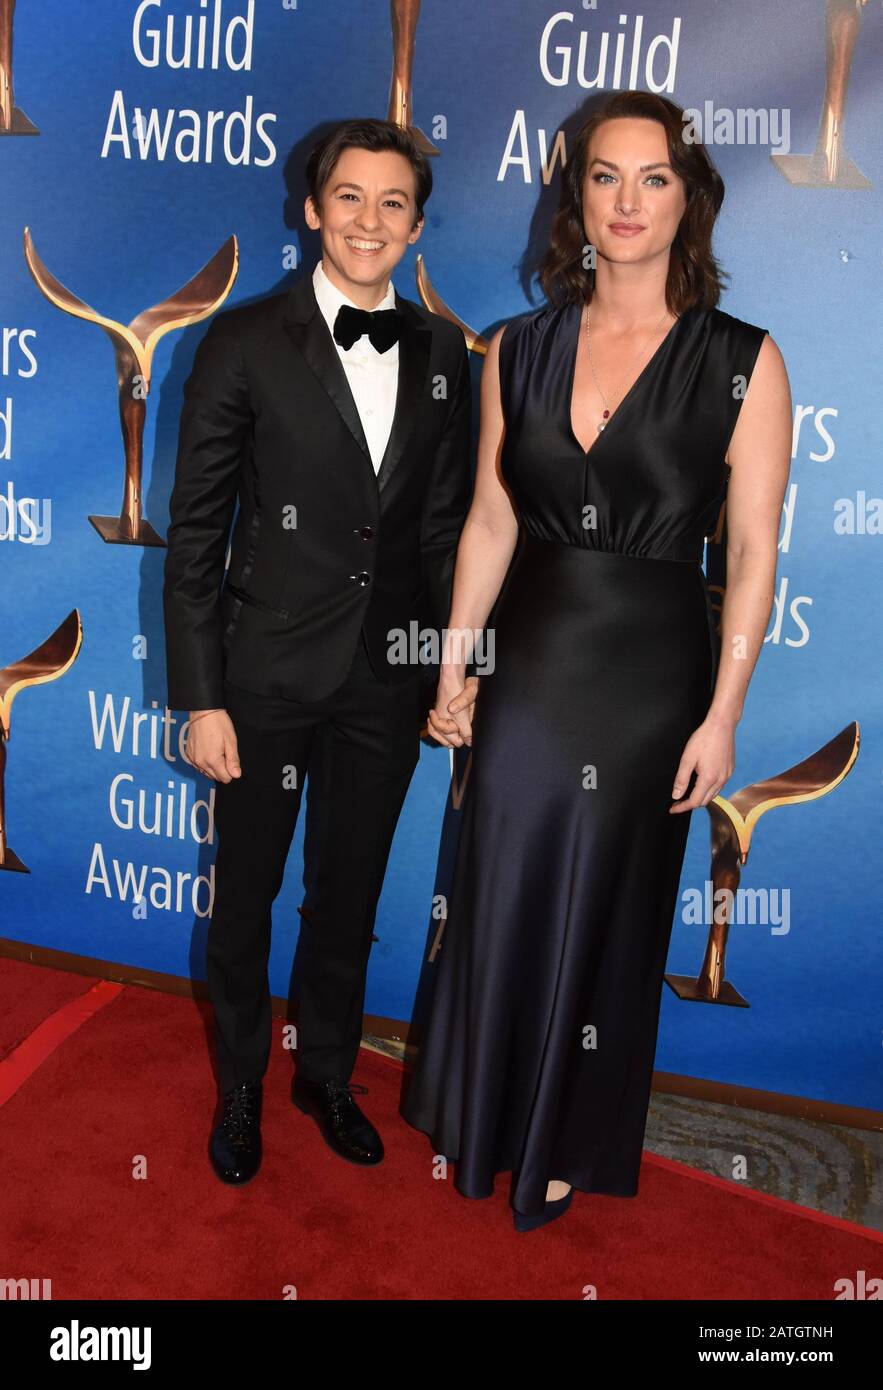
[566,301,691,460]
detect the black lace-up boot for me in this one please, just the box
[209,1079,263,1184]
[291,1074,383,1165]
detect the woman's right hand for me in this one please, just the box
[184,709,242,782]
[428,674,480,748]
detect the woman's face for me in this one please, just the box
[580,117,687,270]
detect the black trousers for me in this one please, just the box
[206,630,423,1093]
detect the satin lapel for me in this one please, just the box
[281,275,432,496]
[376,291,432,495]
[281,274,373,476]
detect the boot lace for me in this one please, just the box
[222,1083,261,1141]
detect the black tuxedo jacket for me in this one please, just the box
[163,271,473,710]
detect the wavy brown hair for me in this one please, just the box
[538,91,728,312]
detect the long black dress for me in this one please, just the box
[401,299,768,1218]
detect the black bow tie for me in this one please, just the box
[333,303,403,354]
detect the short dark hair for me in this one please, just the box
[305,119,433,229]
[538,91,728,313]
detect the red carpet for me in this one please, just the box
[0,959,880,1300]
[0,956,100,1057]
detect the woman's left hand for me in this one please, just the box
[669,714,736,813]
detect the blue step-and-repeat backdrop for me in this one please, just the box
[1,1,881,1111]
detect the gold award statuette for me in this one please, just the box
[0,0,38,135]
[665,721,860,1007]
[23,230,239,547]
[772,0,870,189]
[387,0,439,156]
[415,256,488,355]
[387,0,487,355]
[0,609,83,873]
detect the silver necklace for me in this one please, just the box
[584,304,673,433]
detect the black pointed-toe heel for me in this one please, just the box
[513,1186,574,1233]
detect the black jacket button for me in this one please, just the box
[350,571,371,586]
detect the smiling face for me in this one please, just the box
[304,145,424,308]
[581,117,687,270]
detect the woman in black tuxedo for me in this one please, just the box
[403,91,792,1231]
[164,120,472,1185]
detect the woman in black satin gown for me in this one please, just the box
[401,92,791,1230]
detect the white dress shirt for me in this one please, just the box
[312,259,399,474]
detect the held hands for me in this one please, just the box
[669,712,736,814]
[428,673,481,748]
[183,709,242,783]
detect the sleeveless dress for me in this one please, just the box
[401,300,769,1218]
